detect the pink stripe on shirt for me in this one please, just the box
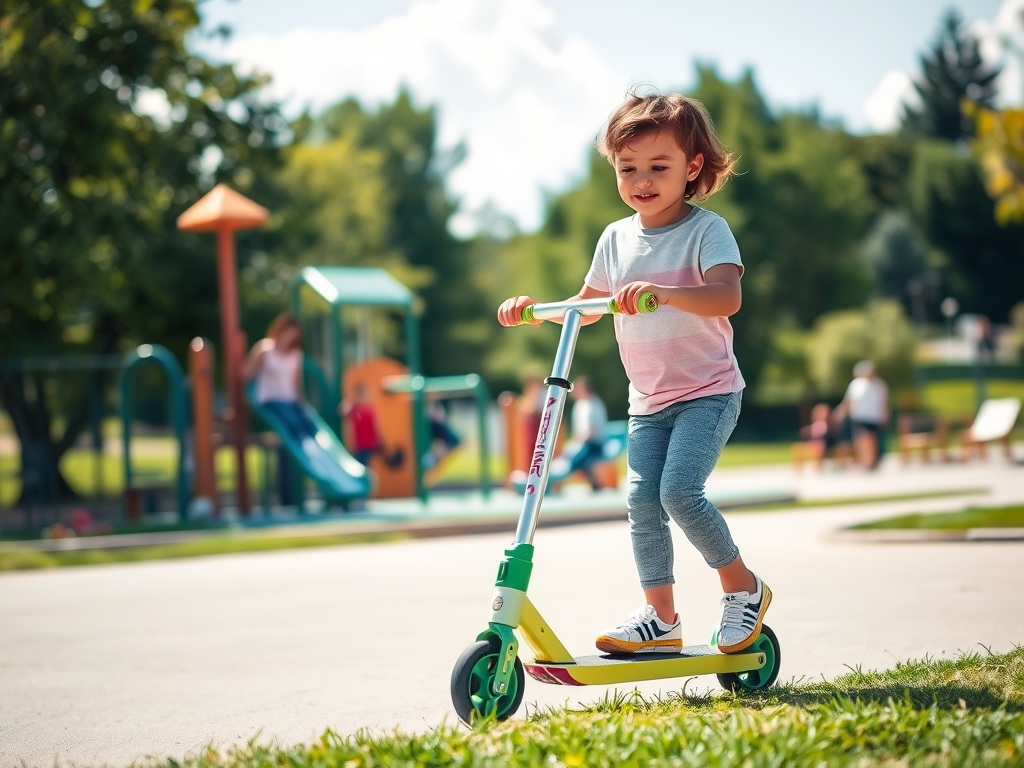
[584,208,745,416]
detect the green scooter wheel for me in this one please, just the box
[717,624,781,693]
[451,638,525,724]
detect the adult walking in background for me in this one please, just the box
[834,360,889,470]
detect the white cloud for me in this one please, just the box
[863,70,916,133]
[972,0,1024,106]
[214,0,624,235]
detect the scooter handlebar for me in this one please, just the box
[519,292,658,325]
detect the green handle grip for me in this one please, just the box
[610,292,659,315]
[519,305,536,325]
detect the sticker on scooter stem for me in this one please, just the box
[492,596,504,611]
[530,398,558,478]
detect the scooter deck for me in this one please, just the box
[524,644,765,686]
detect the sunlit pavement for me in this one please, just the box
[1,455,1022,767]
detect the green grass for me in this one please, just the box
[0,440,798,508]
[0,530,408,571]
[728,487,986,513]
[851,504,1024,531]
[144,646,1024,767]
[921,379,1024,418]
[718,441,792,467]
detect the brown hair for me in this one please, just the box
[267,311,302,344]
[598,91,736,202]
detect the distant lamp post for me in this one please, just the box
[940,297,959,363]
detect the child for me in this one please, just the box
[341,382,385,467]
[244,313,311,437]
[243,312,312,503]
[498,91,770,655]
[565,375,608,490]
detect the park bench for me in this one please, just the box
[896,412,950,463]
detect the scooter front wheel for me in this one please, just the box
[717,624,781,693]
[451,638,525,724]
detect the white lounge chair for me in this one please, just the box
[961,397,1021,461]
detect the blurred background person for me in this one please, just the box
[834,360,889,470]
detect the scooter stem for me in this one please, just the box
[513,308,583,545]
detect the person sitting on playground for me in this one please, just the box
[244,312,315,442]
[498,91,770,656]
[341,383,386,467]
[565,376,608,490]
[424,400,461,469]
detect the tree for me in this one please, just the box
[305,93,484,376]
[901,9,1000,141]
[0,0,283,502]
[907,140,1024,321]
[860,210,930,313]
[805,300,917,398]
[970,104,1024,225]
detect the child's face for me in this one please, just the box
[613,130,703,228]
[277,325,301,351]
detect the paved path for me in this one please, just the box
[2,458,1023,767]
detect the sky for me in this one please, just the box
[194,0,1024,236]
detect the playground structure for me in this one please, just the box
[0,188,495,531]
[288,266,491,502]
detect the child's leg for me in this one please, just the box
[625,405,678,622]
[659,392,754,590]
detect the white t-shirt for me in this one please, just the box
[844,377,888,424]
[255,346,301,403]
[584,207,745,416]
[571,395,607,444]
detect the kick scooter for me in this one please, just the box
[450,294,781,724]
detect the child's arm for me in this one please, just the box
[614,264,742,317]
[241,339,270,381]
[293,353,304,403]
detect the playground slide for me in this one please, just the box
[246,386,371,504]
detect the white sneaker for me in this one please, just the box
[717,575,772,654]
[595,605,682,654]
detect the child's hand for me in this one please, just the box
[615,282,663,315]
[497,296,541,327]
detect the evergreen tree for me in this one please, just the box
[902,9,1001,141]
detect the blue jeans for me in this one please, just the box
[626,391,742,588]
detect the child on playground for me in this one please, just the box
[566,375,608,490]
[341,382,385,467]
[244,312,312,440]
[498,91,770,655]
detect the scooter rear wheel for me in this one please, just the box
[451,638,525,725]
[717,624,780,693]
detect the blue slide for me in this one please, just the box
[246,384,371,504]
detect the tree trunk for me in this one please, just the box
[0,370,102,507]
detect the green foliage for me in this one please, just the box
[971,104,1024,226]
[901,9,1000,141]
[907,140,1024,322]
[293,93,482,376]
[141,647,1024,767]
[805,299,917,397]
[0,0,283,501]
[860,210,930,309]
[0,0,284,358]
